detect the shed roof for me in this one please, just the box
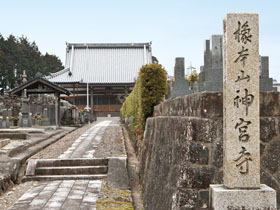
[46,42,152,84]
[9,77,71,96]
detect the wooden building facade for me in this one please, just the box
[47,43,152,116]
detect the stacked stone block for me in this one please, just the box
[139,92,280,209]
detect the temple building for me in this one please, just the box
[47,42,152,117]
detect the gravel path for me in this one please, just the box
[93,118,126,158]
[0,181,38,210]
[30,124,93,159]
[59,120,112,159]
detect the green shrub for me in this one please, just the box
[121,64,167,134]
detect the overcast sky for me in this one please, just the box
[1,0,279,81]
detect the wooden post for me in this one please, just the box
[55,92,58,127]
[58,93,61,126]
[73,84,76,105]
[91,87,94,114]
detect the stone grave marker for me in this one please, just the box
[41,108,50,126]
[170,57,191,97]
[210,12,277,210]
[198,35,224,92]
[260,56,273,91]
[2,109,7,119]
[1,109,9,128]
[19,89,32,127]
[21,113,32,127]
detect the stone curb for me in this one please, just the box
[0,127,78,195]
[122,125,144,210]
[13,128,77,164]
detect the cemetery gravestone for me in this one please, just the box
[21,113,31,127]
[260,56,273,91]
[19,89,33,127]
[41,108,50,126]
[210,13,277,210]
[199,35,224,92]
[1,109,9,128]
[198,36,273,93]
[2,109,7,120]
[170,57,191,97]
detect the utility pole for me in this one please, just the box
[186,62,196,75]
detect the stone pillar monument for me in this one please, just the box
[210,13,277,210]
[170,57,191,97]
[18,89,32,127]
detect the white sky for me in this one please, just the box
[0,0,279,81]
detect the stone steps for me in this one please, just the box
[23,158,108,182]
[22,174,107,182]
[0,139,10,149]
[36,158,108,167]
[35,166,108,175]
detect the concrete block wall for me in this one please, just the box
[139,92,280,210]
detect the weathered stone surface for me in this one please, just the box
[213,137,223,168]
[260,169,280,206]
[260,92,280,117]
[198,190,209,209]
[172,189,197,210]
[178,166,214,189]
[0,133,27,140]
[223,12,260,189]
[154,92,223,118]
[107,157,129,190]
[0,139,10,149]
[189,142,209,165]
[260,143,265,156]
[0,175,14,195]
[155,92,280,118]
[139,92,280,209]
[210,184,277,210]
[261,139,280,174]
[0,154,20,182]
[260,117,278,143]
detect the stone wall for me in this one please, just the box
[139,92,280,209]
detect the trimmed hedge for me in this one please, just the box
[121,64,167,134]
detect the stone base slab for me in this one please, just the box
[210,184,277,210]
[108,157,129,190]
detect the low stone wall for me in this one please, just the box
[0,133,27,140]
[0,175,14,196]
[139,92,280,209]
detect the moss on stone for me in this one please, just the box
[97,181,133,210]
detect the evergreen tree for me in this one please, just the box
[0,34,64,90]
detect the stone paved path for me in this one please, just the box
[59,120,112,159]
[8,118,115,210]
[9,180,102,210]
